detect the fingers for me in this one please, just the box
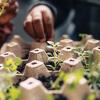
[24,5,55,42]
[42,10,54,41]
[24,15,36,39]
[31,11,46,42]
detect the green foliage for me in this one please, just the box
[73,45,100,96]
[0,91,5,100]
[0,72,16,91]
[0,86,21,100]
[51,69,84,91]
[0,56,22,100]
[51,71,66,89]
[4,57,22,72]
[86,93,96,100]
[46,94,54,100]
[64,69,84,91]
[6,87,21,100]
[47,41,62,70]
[0,72,20,100]
[79,33,87,39]
[73,47,93,68]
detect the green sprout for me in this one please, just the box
[79,33,93,45]
[6,87,21,100]
[4,57,22,72]
[47,41,63,70]
[0,91,5,100]
[46,94,54,100]
[0,72,21,100]
[73,47,93,68]
[73,45,100,95]
[51,71,66,89]
[86,92,96,100]
[79,33,87,39]
[64,69,84,91]
[51,69,84,91]
[0,56,22,100]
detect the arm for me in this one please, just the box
[24,0,100,42]
[24,0,76,42]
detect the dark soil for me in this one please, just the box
[46,60,61,71]
[38,73,64,90]
[53,94,67,100]
[17,59,28,73]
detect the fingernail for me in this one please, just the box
[47,37,53,41]
[27,15,32,22]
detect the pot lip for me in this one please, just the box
[22,59,28,62]
[48,89,62,94]
[49,70,60,74]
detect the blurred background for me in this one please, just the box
[12,0,34,42]
[13,0,100,42]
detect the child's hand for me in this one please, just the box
[24,5,54,42]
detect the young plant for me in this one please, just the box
[3,57,22,73]
[51,71,66,89]
[0,72,21,100]
[86,92,96,100]
[0,56,22,100]
[73,47,93,68]
[47,41,63,70]
[6,86,21,100]
[84,62,100,95]
[46,94,54,100]
[79,33,87,40]
[64,68,84,91]
[73,46,100,96]
[51,69,84,91]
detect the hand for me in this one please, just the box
[24,5,54,42]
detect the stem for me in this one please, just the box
[53,45,57,68]
[52,72,65,89]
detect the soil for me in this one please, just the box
[53,94,67,100]
[17,59,28,73]
[38,73,64,90]
[46,60,61,71]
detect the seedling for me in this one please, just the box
[47,41,63,70]
[0,56,22,100]
[51,71,66,89]
[51,69,84,91]
[84,62,100,94]
[73,47,93,68]
[46,94,54,100]
[0,72,21,100]
[86,92,96,100]
[73,46,100,95]
[79,33,87,40]
[3,57,22,73]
